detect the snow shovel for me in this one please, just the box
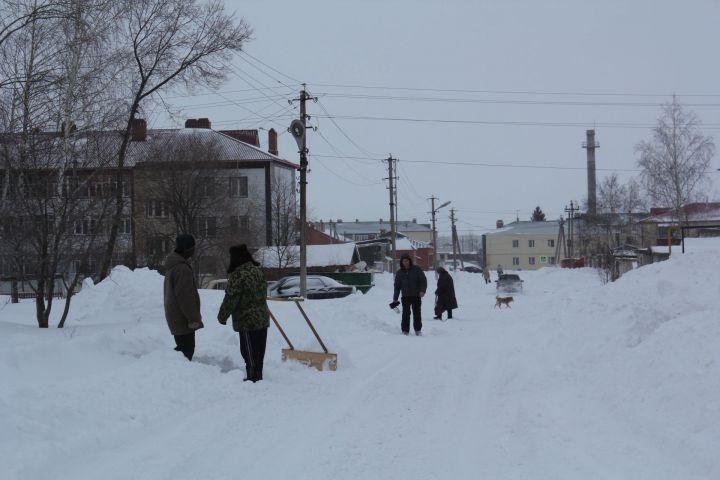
[267,297,337,372]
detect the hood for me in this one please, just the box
[400,253,414,268]
[165,251,189,271]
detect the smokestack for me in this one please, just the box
[583,129,599,217]
[131,118,147,141]
[268,128,278,155]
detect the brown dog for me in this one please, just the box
[495,296,513,308]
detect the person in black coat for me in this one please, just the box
[392,253,427,335]
[434,267,458,320]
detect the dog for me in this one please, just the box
[494,296,514,308]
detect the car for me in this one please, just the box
[206,279,228,290]
[496,273,523,292]
[462,265,482,273]
[267,275,356,299]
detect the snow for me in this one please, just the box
[256,243,358,267]
[2,242,720,479]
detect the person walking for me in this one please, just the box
[164,234,203,361]
[434,267,458,320]
[392,253,427,335]
[217,244,270,382]
[482,266,491,284]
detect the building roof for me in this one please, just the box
[641,203,720,224]
[485,220,560,236]
[324,220,432,236]
[255,243,359,268]
[0,128,297,170]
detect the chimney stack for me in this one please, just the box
[496,219,504,229]
[184,119,198,128]
[131,118,147,141]
[268,128,278,155]
[583,129,599,217]
[197,118,211,129]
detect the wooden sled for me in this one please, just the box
[268,297,337,371]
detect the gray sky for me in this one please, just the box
[153,0,720,237]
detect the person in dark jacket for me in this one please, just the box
[434,267,458,320]
[392,253,427,335]
[164,234,203,361]
[217,244,270,382]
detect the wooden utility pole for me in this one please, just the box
[384,155,398,273]
[293,85,314,296]
[564,201,579,258]
[450,209,465,271]
[450,209,457,271]
[555,216,567,262]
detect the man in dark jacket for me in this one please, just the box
[163,234,203,360]
[392,254,427,335]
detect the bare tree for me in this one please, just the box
[265,172,298,269]
[99,0,252,280]
[0,0,122,327]
[636,100,715,224]
[134,133,264,283]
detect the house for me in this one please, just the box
[316,218,433,244]
[0,117,298,292]
[255,243,361,281]
[482,220,560,271]
[638,202,720,246]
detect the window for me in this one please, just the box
[146,200,169,218]
[529,257,536,265]
[512,257,519,266]
[193,217,216,238]
[547,239,555,247]
[549,256,556,265]
[229,176,248,197]
[230,215,250,234]
[195,177,216,197]
[512,240,519,248]
[74,218,98,235]
[118,218,132,235]
[528,239,535,248]
[147,236,171,257]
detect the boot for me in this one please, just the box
[243,366,254,382]
[254,367,263,382]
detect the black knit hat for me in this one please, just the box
[175,234,196,253]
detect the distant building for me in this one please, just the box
[482,221,560,271]
[315,218,433,244]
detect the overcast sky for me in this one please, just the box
[153,0,720,237]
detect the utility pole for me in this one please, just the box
[555,216,567,262]
[565,201,579,258]
[289,85,316,297]
[430,196,451,273]
[450,209,457,271]
[384,155,398,273]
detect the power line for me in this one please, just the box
[311,114,720,130]
[309,82,720,98]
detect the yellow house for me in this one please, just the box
[482,221,561,271]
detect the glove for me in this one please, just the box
[217,316,227,326]
[389,301,400,309]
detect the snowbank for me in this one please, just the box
[1,251,719,479]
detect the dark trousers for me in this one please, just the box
[239,327,268,381]
[401,296,422,333]
[174,332,195,361]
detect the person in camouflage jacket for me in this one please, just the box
[217,244,269,382]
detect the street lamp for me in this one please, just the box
[431,199,451,272]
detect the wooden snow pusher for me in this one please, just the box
[267,297,337,371]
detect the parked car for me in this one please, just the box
[462,265,482,273]
[206,279,228,290]
[496,273,523,292]
[267,275,356,299]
